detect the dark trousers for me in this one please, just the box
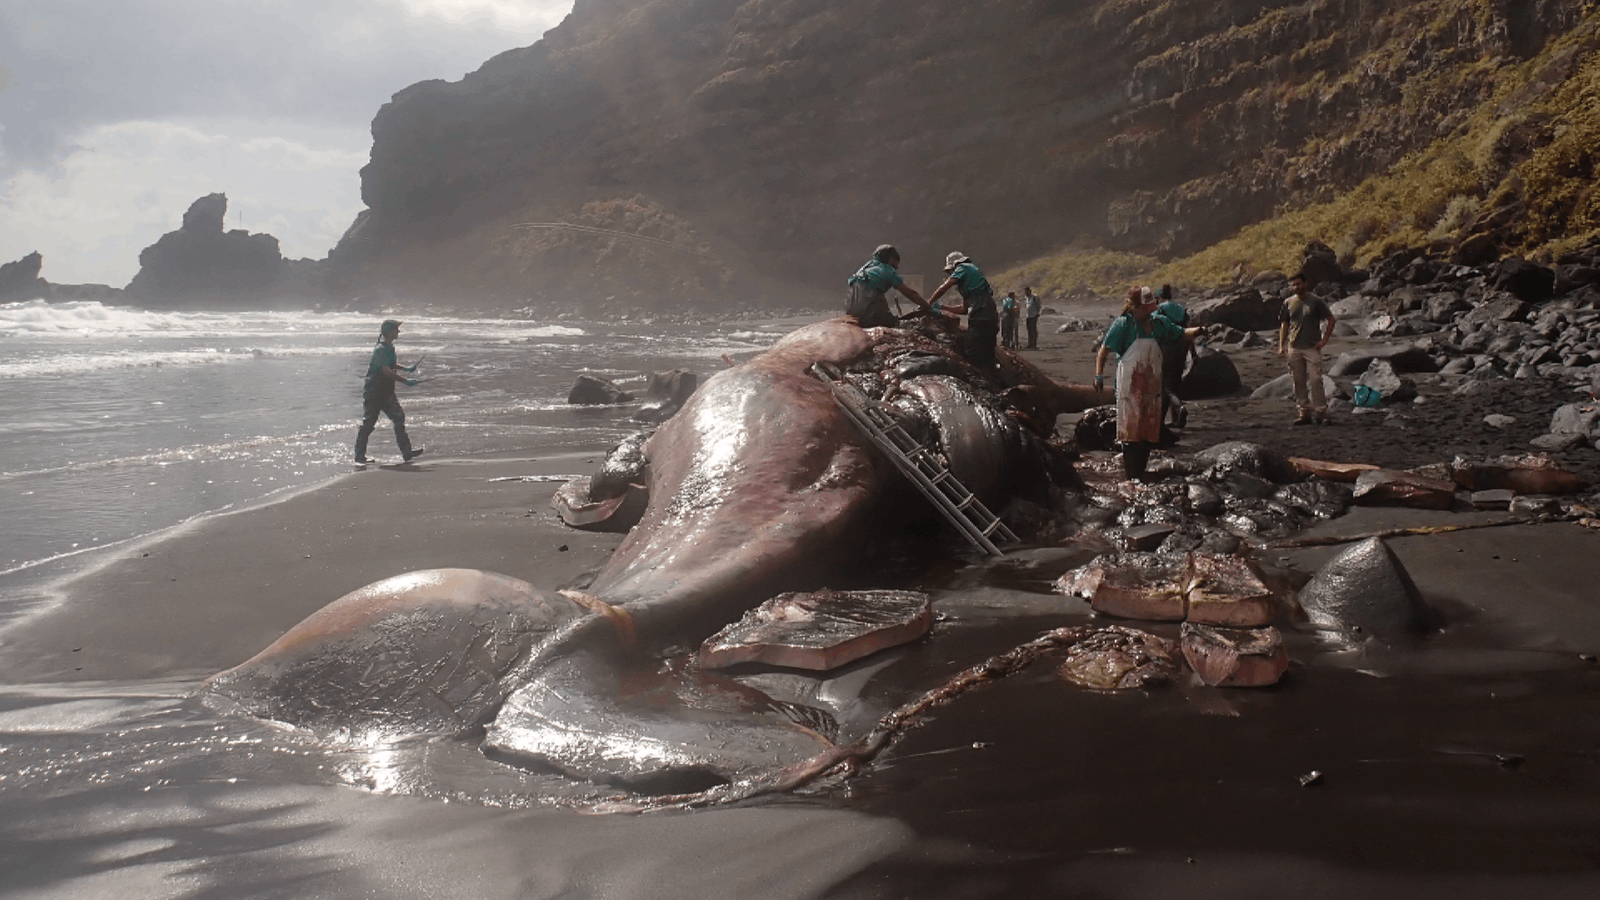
[1001,314,1018,348]
[356,392,412,460]
[963,318,1000,373]
[1026,316,1039,348]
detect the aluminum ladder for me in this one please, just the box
[811,363,1018,557]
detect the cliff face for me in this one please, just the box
[329,0,1600,311]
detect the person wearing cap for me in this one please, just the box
[927,252,1000,371]
[845,244,929,328]
[1093,287,1196,480]
[355,319,425,464]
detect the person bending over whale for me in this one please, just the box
[845,244,930,328]
[927,252,1000,373]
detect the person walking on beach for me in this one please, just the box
[1277,271,1337,425]
[1000,291,1020,349]
[927,252,1000,372]
[355,319,426,464]
[1023,286,1042,349]
[1094,287,1193,480]
[845,244,929,328]
[1155,284,1192,427]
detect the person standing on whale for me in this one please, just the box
[927,251,1000,372]
[355,318,425,464]
[845,244,930,328]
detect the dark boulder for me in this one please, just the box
[1188,288,1280,332]
[1328,343,1439,377]
[1298,537,1431,635]
[1300,240,1343,288]
[1491,257,1556,304]
[125,193,288,306]
[1178,347,1242,399]
[632,368,699,423]
[567,374,634,405]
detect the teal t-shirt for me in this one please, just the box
[1156,300,1188,327]
[1001,295,1018,313]
[847,258,904,293]
[949,262,990,299]
[364,341,397,395]
[1102,313,1183,357]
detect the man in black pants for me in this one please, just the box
[355,319,425,464]
[927,252,999,373]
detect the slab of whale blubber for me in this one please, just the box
[699,589,932,671]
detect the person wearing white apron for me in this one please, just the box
[1094,287,1192,480]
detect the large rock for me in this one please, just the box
[1353,359,1417,402]
[1327,343,1439,377]
[1178,347,1243,399]
[698,589,932,671]
[1459,295,1531,331]
[632,368,699,423]
[1188,288,1281,332]
[1300,240,1344,288]
[0,251,49,300]
[1492,257,1557,304]
[1298,537,1430,635]
[567,373,634,404]
[1550,402,1600,441]
[125,193,289,306]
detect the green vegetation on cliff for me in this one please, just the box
[1004,0,1600,295]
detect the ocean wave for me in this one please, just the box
[0,301,587,342]
[0,345,361,377]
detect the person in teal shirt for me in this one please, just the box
[845,244,929,328]
[1094,288,1195,479]
[928,252,1000,372]
[1155,284,1193,426]
[355,319,425,464]
[1000,291,1020,349]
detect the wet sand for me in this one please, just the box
[3,314,1600,897]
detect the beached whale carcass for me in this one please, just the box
[203,320,1093,743]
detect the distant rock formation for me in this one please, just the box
[125,193,291,307]
[0,251,125,304]
[0,252,48,301]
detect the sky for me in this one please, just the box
[0,0,575,287]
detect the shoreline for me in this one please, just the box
[0,448,624,684]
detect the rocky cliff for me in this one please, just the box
[329,0,1600,311]
[126,193,298,307]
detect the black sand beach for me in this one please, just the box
[2,314,1599,898]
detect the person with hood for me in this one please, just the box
[927,252,1000,371]
[355,319,426,464]
[845,244,929,328]
[1093,287,1196,480]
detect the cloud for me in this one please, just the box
[0,0,574,284]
